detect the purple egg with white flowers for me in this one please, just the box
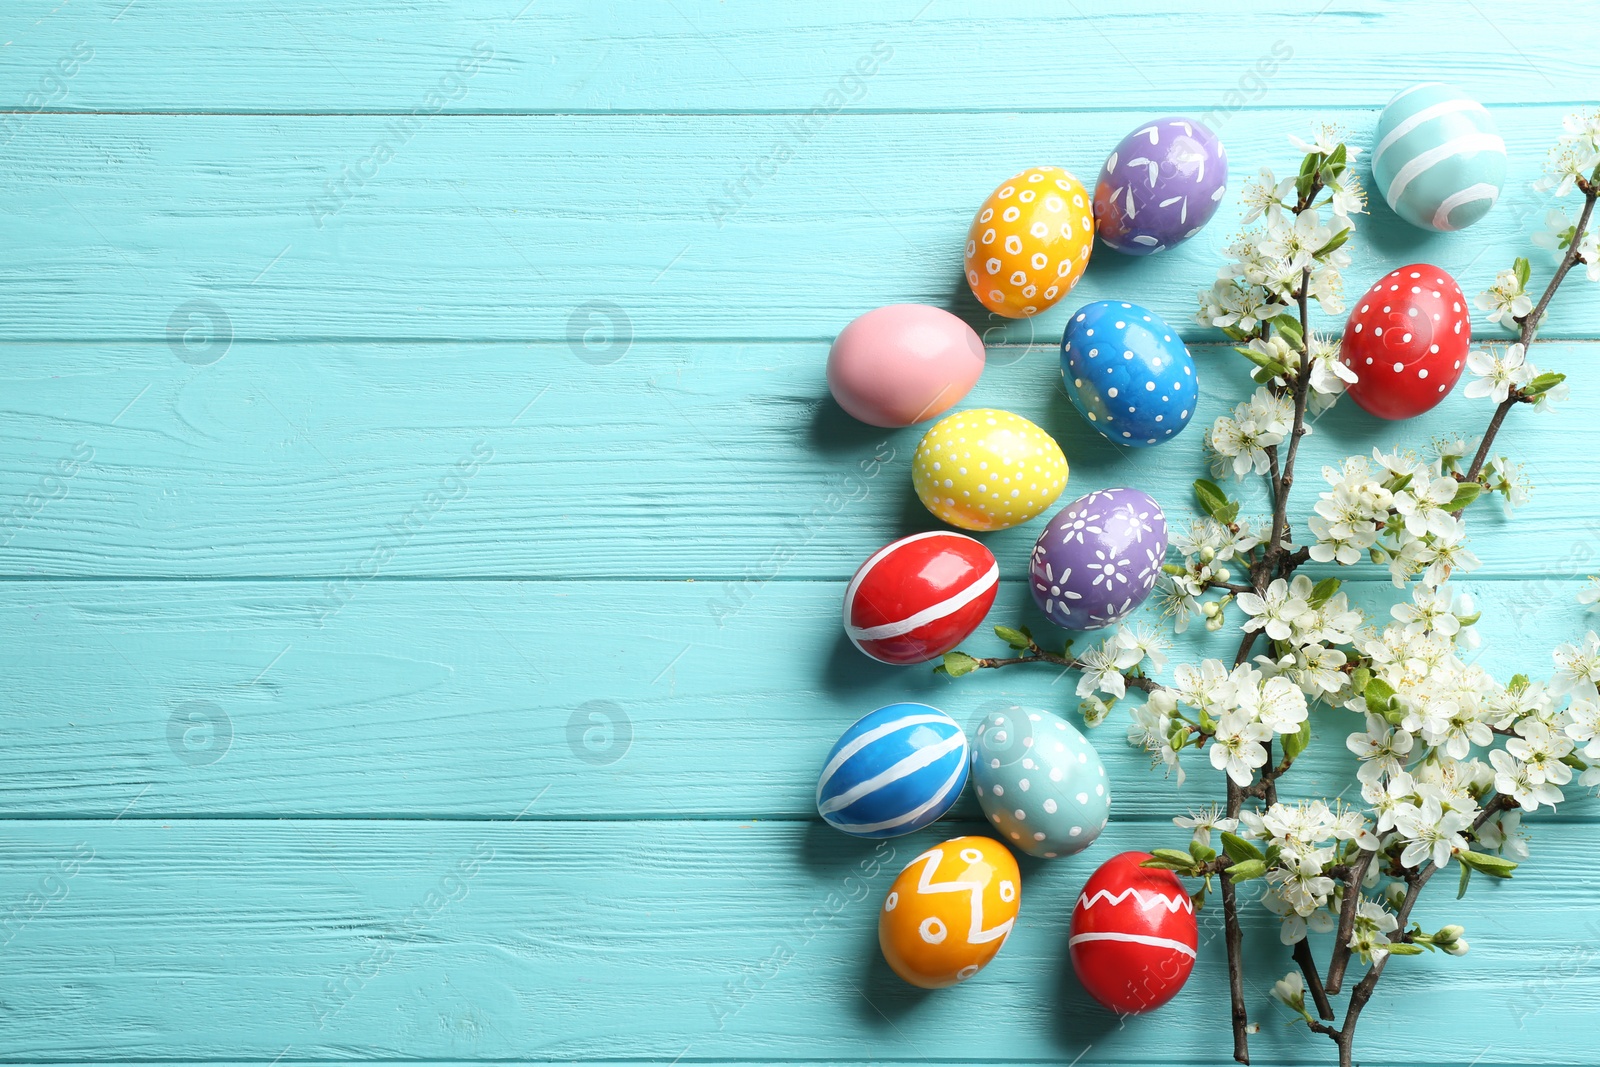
[1029,488,1168,631]
[1093,116,1227,255]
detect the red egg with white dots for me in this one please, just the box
[1340,263,1471,420]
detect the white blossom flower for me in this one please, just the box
[1507,719,1575,785]
[1348,898,1400,962]
[1475,270,1533,329]
[1113,623,1170,674]
[1553,632,1600,699]
[1347,714,1414,784]
[1489,748,1564,811]
[1237,577,1311,641]
[1075,640,1128,699]
[1271,970,1307,1012]
[1464,343,1534,403]
[1393,797,1472,869]
[1174,803,1238,845]
[1239,674,1310,734]
[1210,711,1272,786]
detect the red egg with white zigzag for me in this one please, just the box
[1069,850,1197,1014]
[1340,262,1471,420]
[844,532,999,665]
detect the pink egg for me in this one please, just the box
[827,304,985,427]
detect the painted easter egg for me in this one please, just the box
[827,304,986,428]
[964,166,1095,319]
[1070,850,1197,1014]
[1029,488,1168,631]
[912,409,1069,531]
[971,704,1110,858]
[1061,301,1199,446]
[844,532,998,665]
[1372,82,1506,232]
[1341,263,1471,420]
[1094,116,1228,255]
[879,835,1020,988]
[816,703,968,838]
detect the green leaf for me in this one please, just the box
[1523,371,1567,397]
[1190,885,1207,912]
[1216,500,1241,525]
[1315,226,1352,258]
[1514,256,1531,290]
[1220,831,1264,864]
[994,625,1033,651]
[1234,344,1289,379]
[1459,850,1517,879]
[1457,861,1472,899]
[938,651,979,678]
[1448,482,1482,511]
[1351,665,1372,697]
[1150,848,1198,872]
[1269,314,1305,350]
[1225,858,1268,882]
[1282,716,1313,763]
[1364,677,1396,715]
[1309,577,1342,607]
[1168,725,1190,752]
[1385,942,1426,956]
[1189,840,1217,865]
[1193,478,1231,520]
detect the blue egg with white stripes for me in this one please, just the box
[1372,82,1506,232]
[815,703,969,838]
[1061,300,1197,447]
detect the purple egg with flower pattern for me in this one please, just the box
[1029,488,1168,631]
[1094,117,1228,255]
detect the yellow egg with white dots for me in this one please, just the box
[912,409,1068,531]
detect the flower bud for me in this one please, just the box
[1442,937,1469,956]
[1080,697,1110,728]
[1205,612,1225,631]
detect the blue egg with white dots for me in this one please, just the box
[816,703,969,839]
[1060,300,1198,447]
[971,704,1109,858]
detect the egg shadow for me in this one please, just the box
[852,934,936,1027]
[808,389,914,458]
[1048,940,1141,1052]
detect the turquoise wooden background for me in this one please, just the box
[2,3,1597,1064]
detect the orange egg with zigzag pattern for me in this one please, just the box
[964,166,1095,318]
[878,835,1020,988]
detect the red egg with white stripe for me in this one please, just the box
[1069,851,1197,1014]
[844,532,999,665]
[1340,263,1471,420]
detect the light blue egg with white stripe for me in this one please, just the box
[1371,82,1505,232]
[815,702,968,838]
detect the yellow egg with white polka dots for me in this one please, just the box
[912,409,1068,531]
[964,166,1095,319]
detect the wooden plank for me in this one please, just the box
[1,0,1594,113]
[1,340,1594,579]
[0,109,1593,344]
[0,577,1590,819]
[0,816,1590,1062]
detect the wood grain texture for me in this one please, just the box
[1,0,1595,113]
[2,2,1598,1064]
[0,109,1595,344]
[0,578,1594,821]
[1,340,1596,579]
[0,818,1595,1063]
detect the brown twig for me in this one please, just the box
[1222,777,1251,1064]
[1293,937,1336,1021]
[1462,173,1598,488]
[1323,848,1375,994]
[965,648,1161,693]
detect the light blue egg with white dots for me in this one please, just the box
[1060,300,1198,447]
[1372,82,1505,232]
[971,704,1109,858]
